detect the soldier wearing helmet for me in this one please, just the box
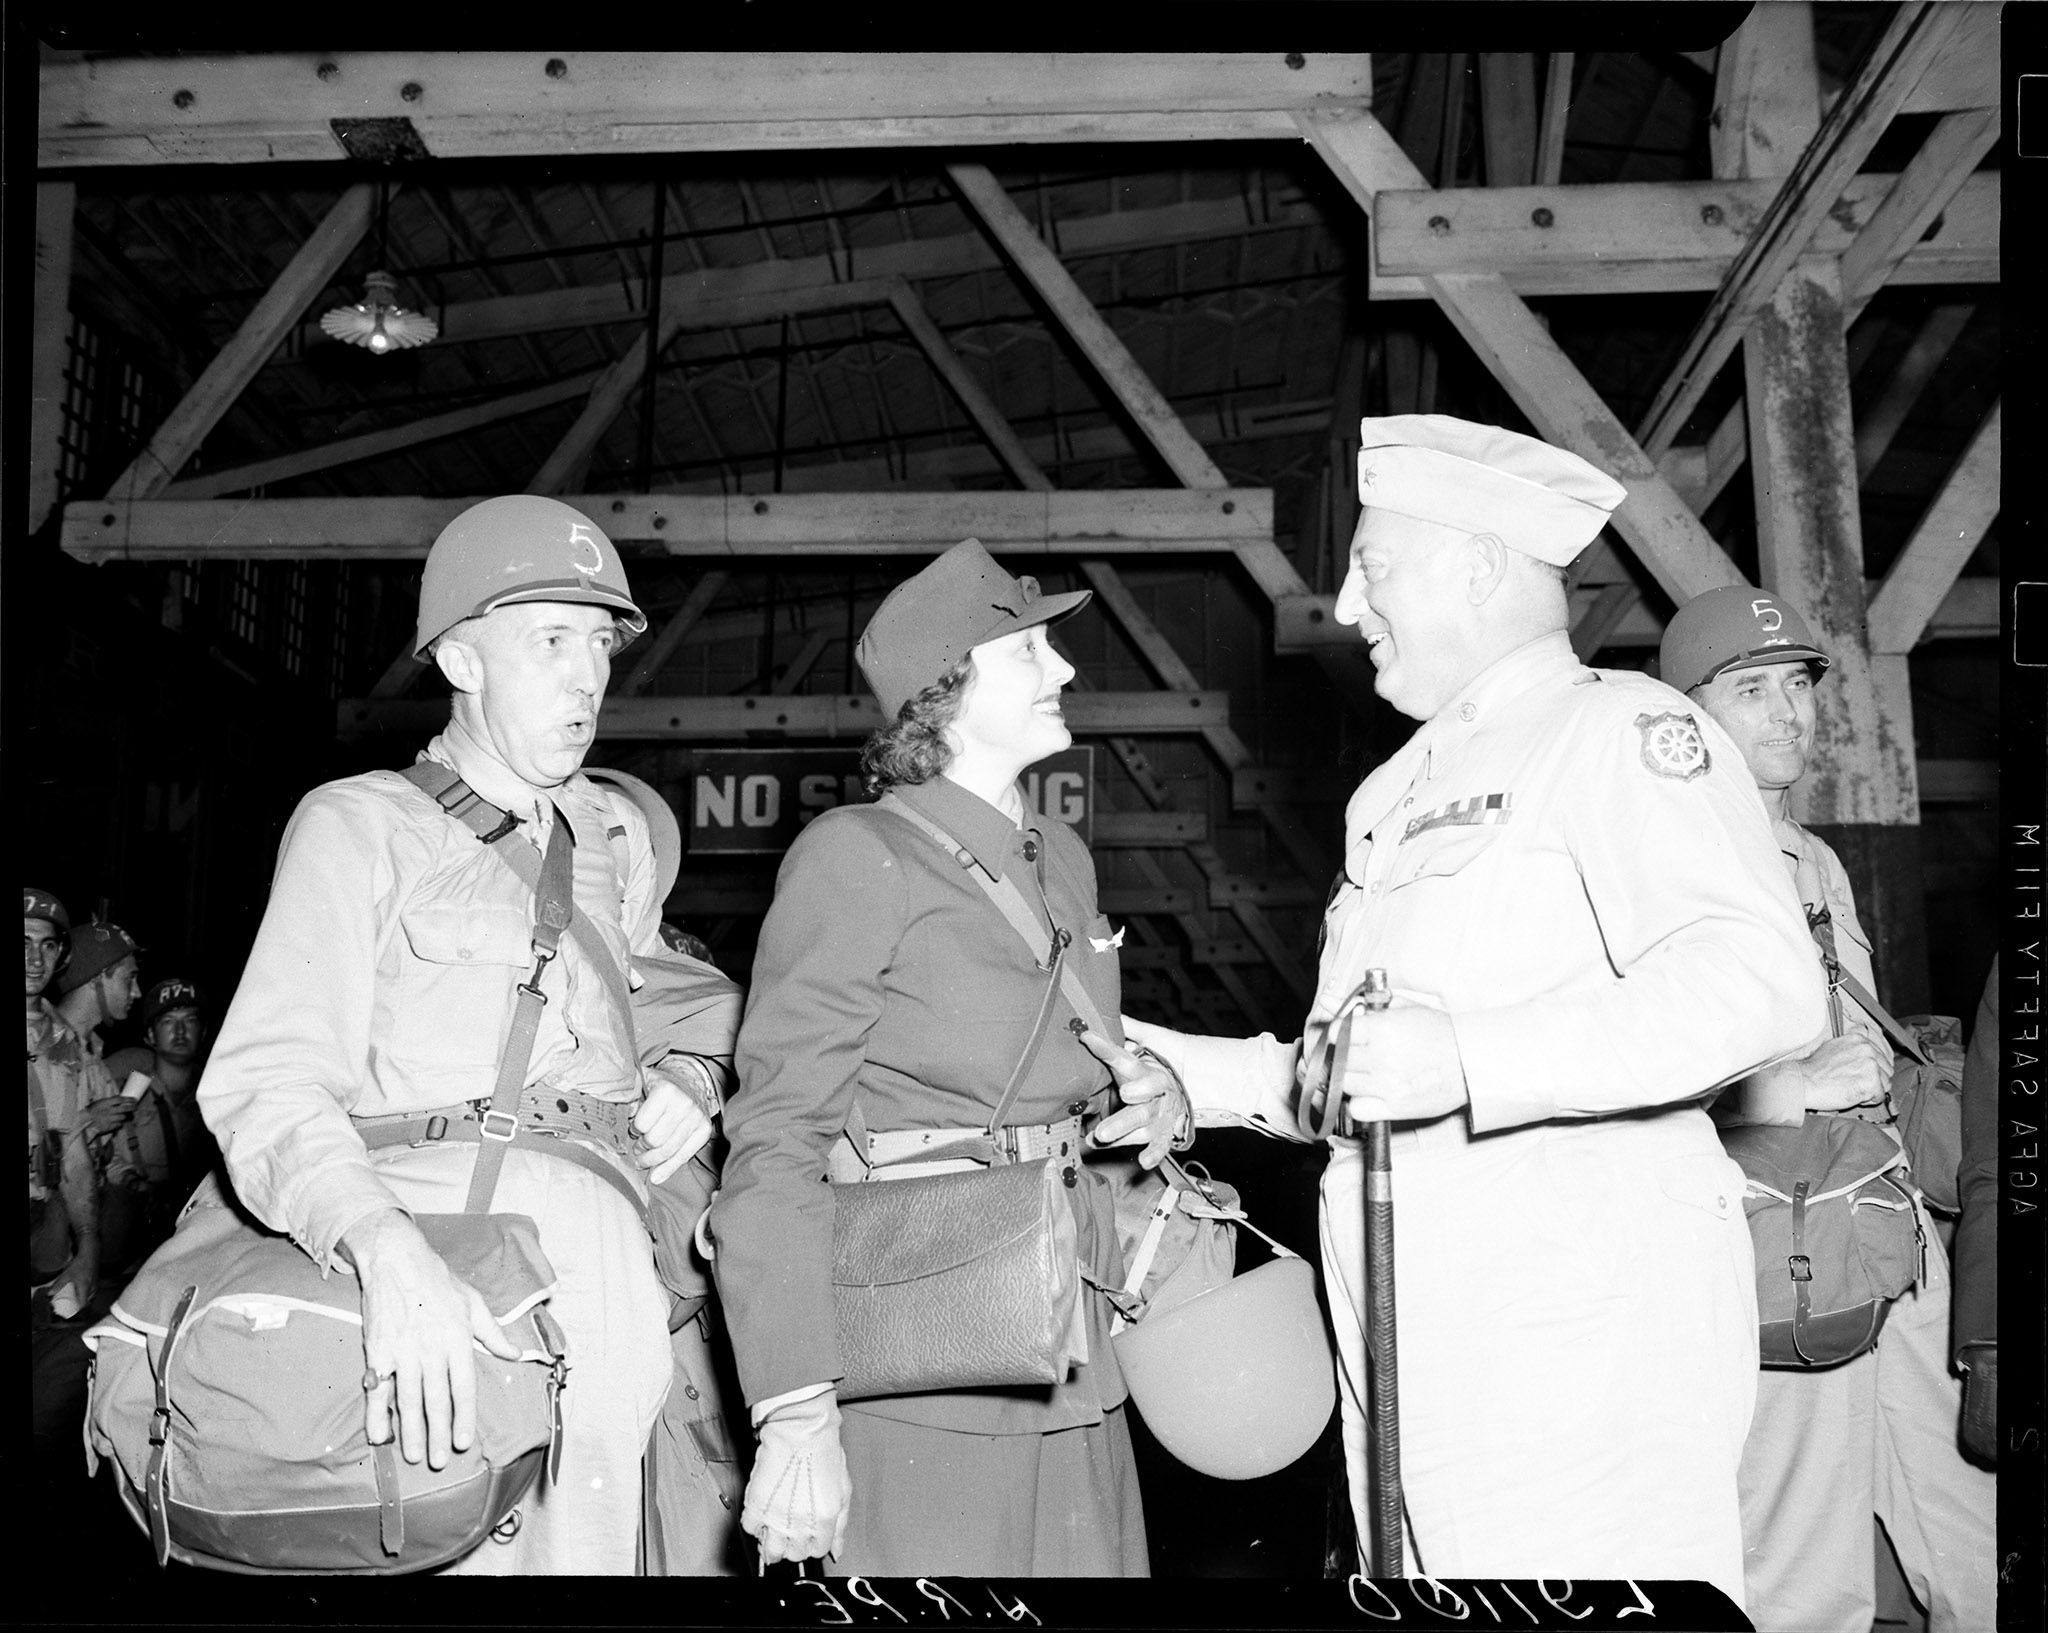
[198,496,742,1575]
[54,920,144,1148]
[1123,416,1828,1602]
[27,887,105,1507]
[1664,585,1994,1633]
[100,978,220,1274]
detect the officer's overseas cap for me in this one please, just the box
[857,538,1091,717]
[143,977,204,1028]
[415,494,648,657]
[1660,585,1832,694]
[1356,414,1628,565]
[24,887,70,932]
[59,920,141,996]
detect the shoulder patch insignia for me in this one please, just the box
[1635,711,1711,781]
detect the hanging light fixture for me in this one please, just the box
[320,182,438,354]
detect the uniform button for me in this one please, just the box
[1021,838,1039,862]
[684,1384,699,1400]
[1458,703,1476,722]
[1068,1099,1088,1116]
[1402,798,1413,808]
[457,947,473,960]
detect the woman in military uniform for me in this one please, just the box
[710,539,1186,1577]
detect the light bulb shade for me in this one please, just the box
[319,269,439,352]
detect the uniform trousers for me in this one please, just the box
[832,1402,1149,1577]
[366,1141,672,1576]
[1320,1115,1757,1606]
[642,1307,748,1575]
[1738,1227,1995,1633]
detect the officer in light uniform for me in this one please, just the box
[1127,416,1828,1602]
[1664,586,1995,1633]
[200,496,738,1574]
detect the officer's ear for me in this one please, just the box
[433,632,486,696]
[1464,533,1513,605]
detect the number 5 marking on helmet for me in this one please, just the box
[1750,599,1783,632]
[567,521,605,577]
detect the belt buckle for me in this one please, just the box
[479,1109,520,1143]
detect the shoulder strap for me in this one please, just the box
[877,792,1111,1038]
[399,760,638,1051]
[464,812,577,1215]
[1804,904,1931,1066]
[869,792,1082,1140]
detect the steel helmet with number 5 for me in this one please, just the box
[1658,584,1831,695]
[414,495,649,658]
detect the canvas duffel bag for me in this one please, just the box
[85,1185,567,1573]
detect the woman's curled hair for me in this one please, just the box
[859,658,973,795]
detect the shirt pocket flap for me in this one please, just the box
[1386,824,1501,891]
[1655,1152,1742,1223]
[400,902,533,967]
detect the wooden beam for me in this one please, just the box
[1646,77,1994,517]
[164,373,602,498]
[943,157,1377,733]
[617,570,728,698]
[1866,403,2000,655]
[29,182,75,533]
[105,184,375,501]
[339,689,1231,741]
[1855,302,1976,481]
[1534,53,1572,187]
[1478,55,1538,188]
[1275,577,1999,652]
[947,162,1229,492]
[63,488,1270,563]
[664,397,1340,497]
[278,193,1332,360]
[1079,560,1337,885]
[1369,172,1996,297]
[39,53,1372,168]
[768,629,832,696]
[1636,2,1974,458]
[1840,108,2000,318]
[1092,811,1210,847]
[882,279,1043,488]
[1299,108,1746,605]
[1723,12,1917,832]
[1568,582,1640,662]
[1896,3,1999,115]
[529,278,900,495]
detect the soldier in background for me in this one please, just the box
[101,978,219,1274]
[1663,586,1995,1633]
[28,887,104,1503]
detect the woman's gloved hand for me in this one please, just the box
[743,1389,853,1564]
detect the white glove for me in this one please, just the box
[743,1389,852,1564]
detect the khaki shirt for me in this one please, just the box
[199,731,666,1270]
[1158,632,1827,1139]
[27,1001,98,1203]
[1781,817,1886,1053]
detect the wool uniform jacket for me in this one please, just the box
[712,773,1131,1436]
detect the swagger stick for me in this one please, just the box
[1342,969,1402,1577]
